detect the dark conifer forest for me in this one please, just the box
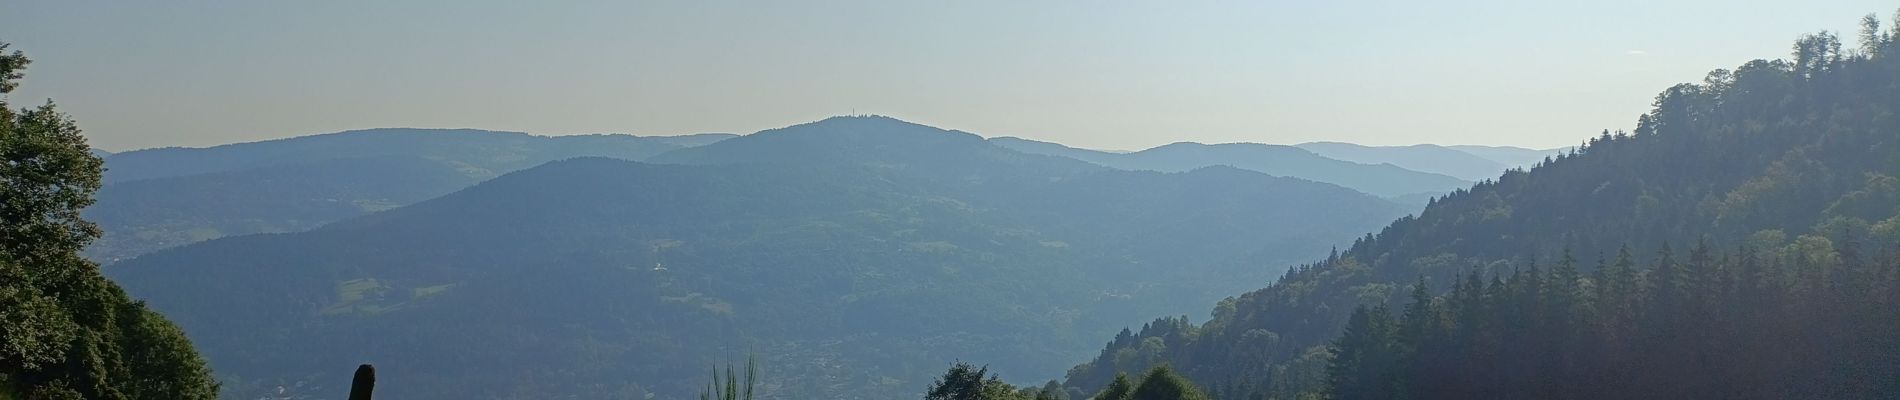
[1326,242,1900,399]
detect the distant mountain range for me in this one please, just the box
[988,138,1459,198]
[85,129,736,262]
[88,125,1541,263]
[1445,144,1571,169]
[101,128,741,183]
[109,116,1416,399]
[1293,142,1559,181]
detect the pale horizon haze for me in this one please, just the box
[3,0,1893,151]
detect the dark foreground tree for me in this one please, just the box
[0,41,218,399]
[347,364,375,400]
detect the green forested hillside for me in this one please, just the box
[109,117,1409,399]
[1325,240,1900,400]
[1064,18,1900,399]
[85,130,732,261]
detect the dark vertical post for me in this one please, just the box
[348,364,376,400]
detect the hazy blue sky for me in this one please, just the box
[3,1,1893,151]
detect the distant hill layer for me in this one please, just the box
[102,128,730,183]
[1444,144,1567,169]
[111,117,1410,399]
[86,129,731,261]
[990,136,1471,198]
[1295,141,1542,181]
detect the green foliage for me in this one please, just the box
[1128,366,1207,400]
[1323,306,1389,400]
[0,43,25,94]
[698,357,756,400]
[1034,381,1068,400]
[1323,237,1900,399]
[918,363,1076,400]
[1,90,101,261]
[925,363,1035,400]
[0,257,76,370]
[1086,366,1207,400]
[0,41,217,399]
[1067,10,1900,399]
[1094,374,1134,400]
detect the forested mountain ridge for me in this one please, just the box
[87,156,471,263]
[101,128,721,183]
[649,116,1108,190]
[645,132,743,148]
[1065,19,1900,399]
[109,117,1411,399]
[987,137,1470,198]
[85,129,732,262]
[647,117,1412,289]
